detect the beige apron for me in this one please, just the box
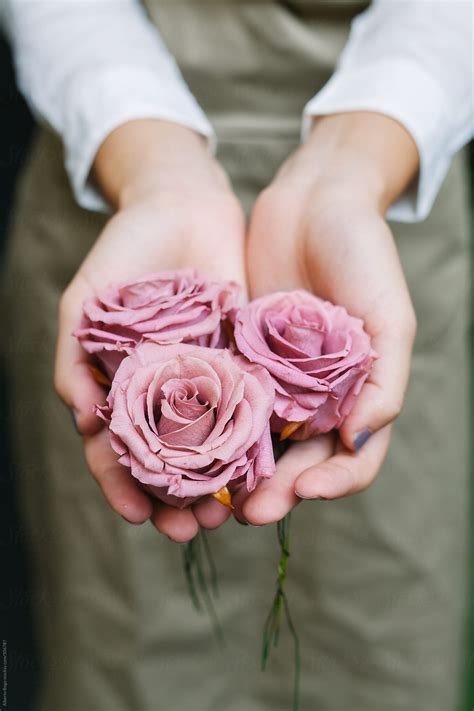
[2,2,470,710]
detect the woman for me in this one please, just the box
[1,1,472,710]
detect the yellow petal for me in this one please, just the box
[212,486,234,510]
[89,365,112,387]
[279,421,305,441]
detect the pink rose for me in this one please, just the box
[99,342,275,507]
[75,270,240,378]
[234,290,376,439]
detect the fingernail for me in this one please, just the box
[120,516,142,525]
[236,519,249,526]
[354,428,372,451]
[70,409,80,434]
[248,523,263,527]
[296,494,327,501]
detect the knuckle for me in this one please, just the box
[383,398,404,423]
[322,460,356,487]
[53,370,68,402]
[90,464,115,491]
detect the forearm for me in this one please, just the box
[283,112,419,215]
[302,1,473,221]
[93,119,228,210]
[3,0,214,212]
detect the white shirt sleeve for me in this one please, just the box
[302,0,474,222]
[1,0,216,212]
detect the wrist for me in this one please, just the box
[281,112,419,214]
[92,119,227,210]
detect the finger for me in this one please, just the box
[151,502,199,543]
[83,429,153,524]
[295,426,391,500]
[228,482,251,525]
[192,496,232,529]
[240,434,335,525]
[55,283,106,436]
[303,214,417,451]
[339,316,416,452]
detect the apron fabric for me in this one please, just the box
[1,2,470,710]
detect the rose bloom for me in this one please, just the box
[98,343,275,507]
[75,269,240,378]
[234,290,376,440]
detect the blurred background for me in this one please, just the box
[0,30,472,711]
[0,32,37,711]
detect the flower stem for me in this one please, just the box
[181,529,224,647]
[261,513,301,711]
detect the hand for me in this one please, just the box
[54,120,246,542]
[235,112,418,525]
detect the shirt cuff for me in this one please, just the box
[64,65,216,213]
[302,57,454,223]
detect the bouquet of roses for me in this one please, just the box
[76,268,376,710]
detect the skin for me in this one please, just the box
[55,112,418,541]
[236,112,418,524]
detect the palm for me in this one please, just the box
[56,192,247,541]
[233,187,414,525]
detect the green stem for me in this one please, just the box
[261,513,301,711]
[200,529,219,597]
[181,529,223,647]
[181,537,201,612]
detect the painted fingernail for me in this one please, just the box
[354,428,372,451]
[70,409,80,434]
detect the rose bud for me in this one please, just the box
[97,343,276,508]
[234,290,377,440]
[75,269,240,378]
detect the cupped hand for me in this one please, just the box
[238,112,418,525]
[54,120,246,542]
